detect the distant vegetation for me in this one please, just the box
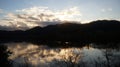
[0,20,120,44]
[0,45,12,67]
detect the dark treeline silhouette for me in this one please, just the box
[0,20,120,44]
[0,45,12,67]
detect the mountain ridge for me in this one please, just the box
[0,20,120,43]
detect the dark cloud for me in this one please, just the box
[0,25,17,31]
[35,21,62,27]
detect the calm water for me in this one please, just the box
[4,42,120,67]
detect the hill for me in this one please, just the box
[0,20,120,43]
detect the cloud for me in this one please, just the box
[0,6,81,30]
[101,9,106,12]
[55,7,81,21]
[16,6,81,21]
[101,8,112,12]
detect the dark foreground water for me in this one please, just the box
[4,42,120,67]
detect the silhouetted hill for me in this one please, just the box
[0,20,120,43]
[26,26,42,32]
[88,20,120,31]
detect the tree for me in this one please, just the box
[0,45,12,67]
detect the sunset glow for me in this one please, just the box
[0,0,120,30]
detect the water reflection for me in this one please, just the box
[5,42,120,67]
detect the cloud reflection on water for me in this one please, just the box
[6,42,120,67]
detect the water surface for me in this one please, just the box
[4,42,120,67]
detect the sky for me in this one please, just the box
[0,0,120,30]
